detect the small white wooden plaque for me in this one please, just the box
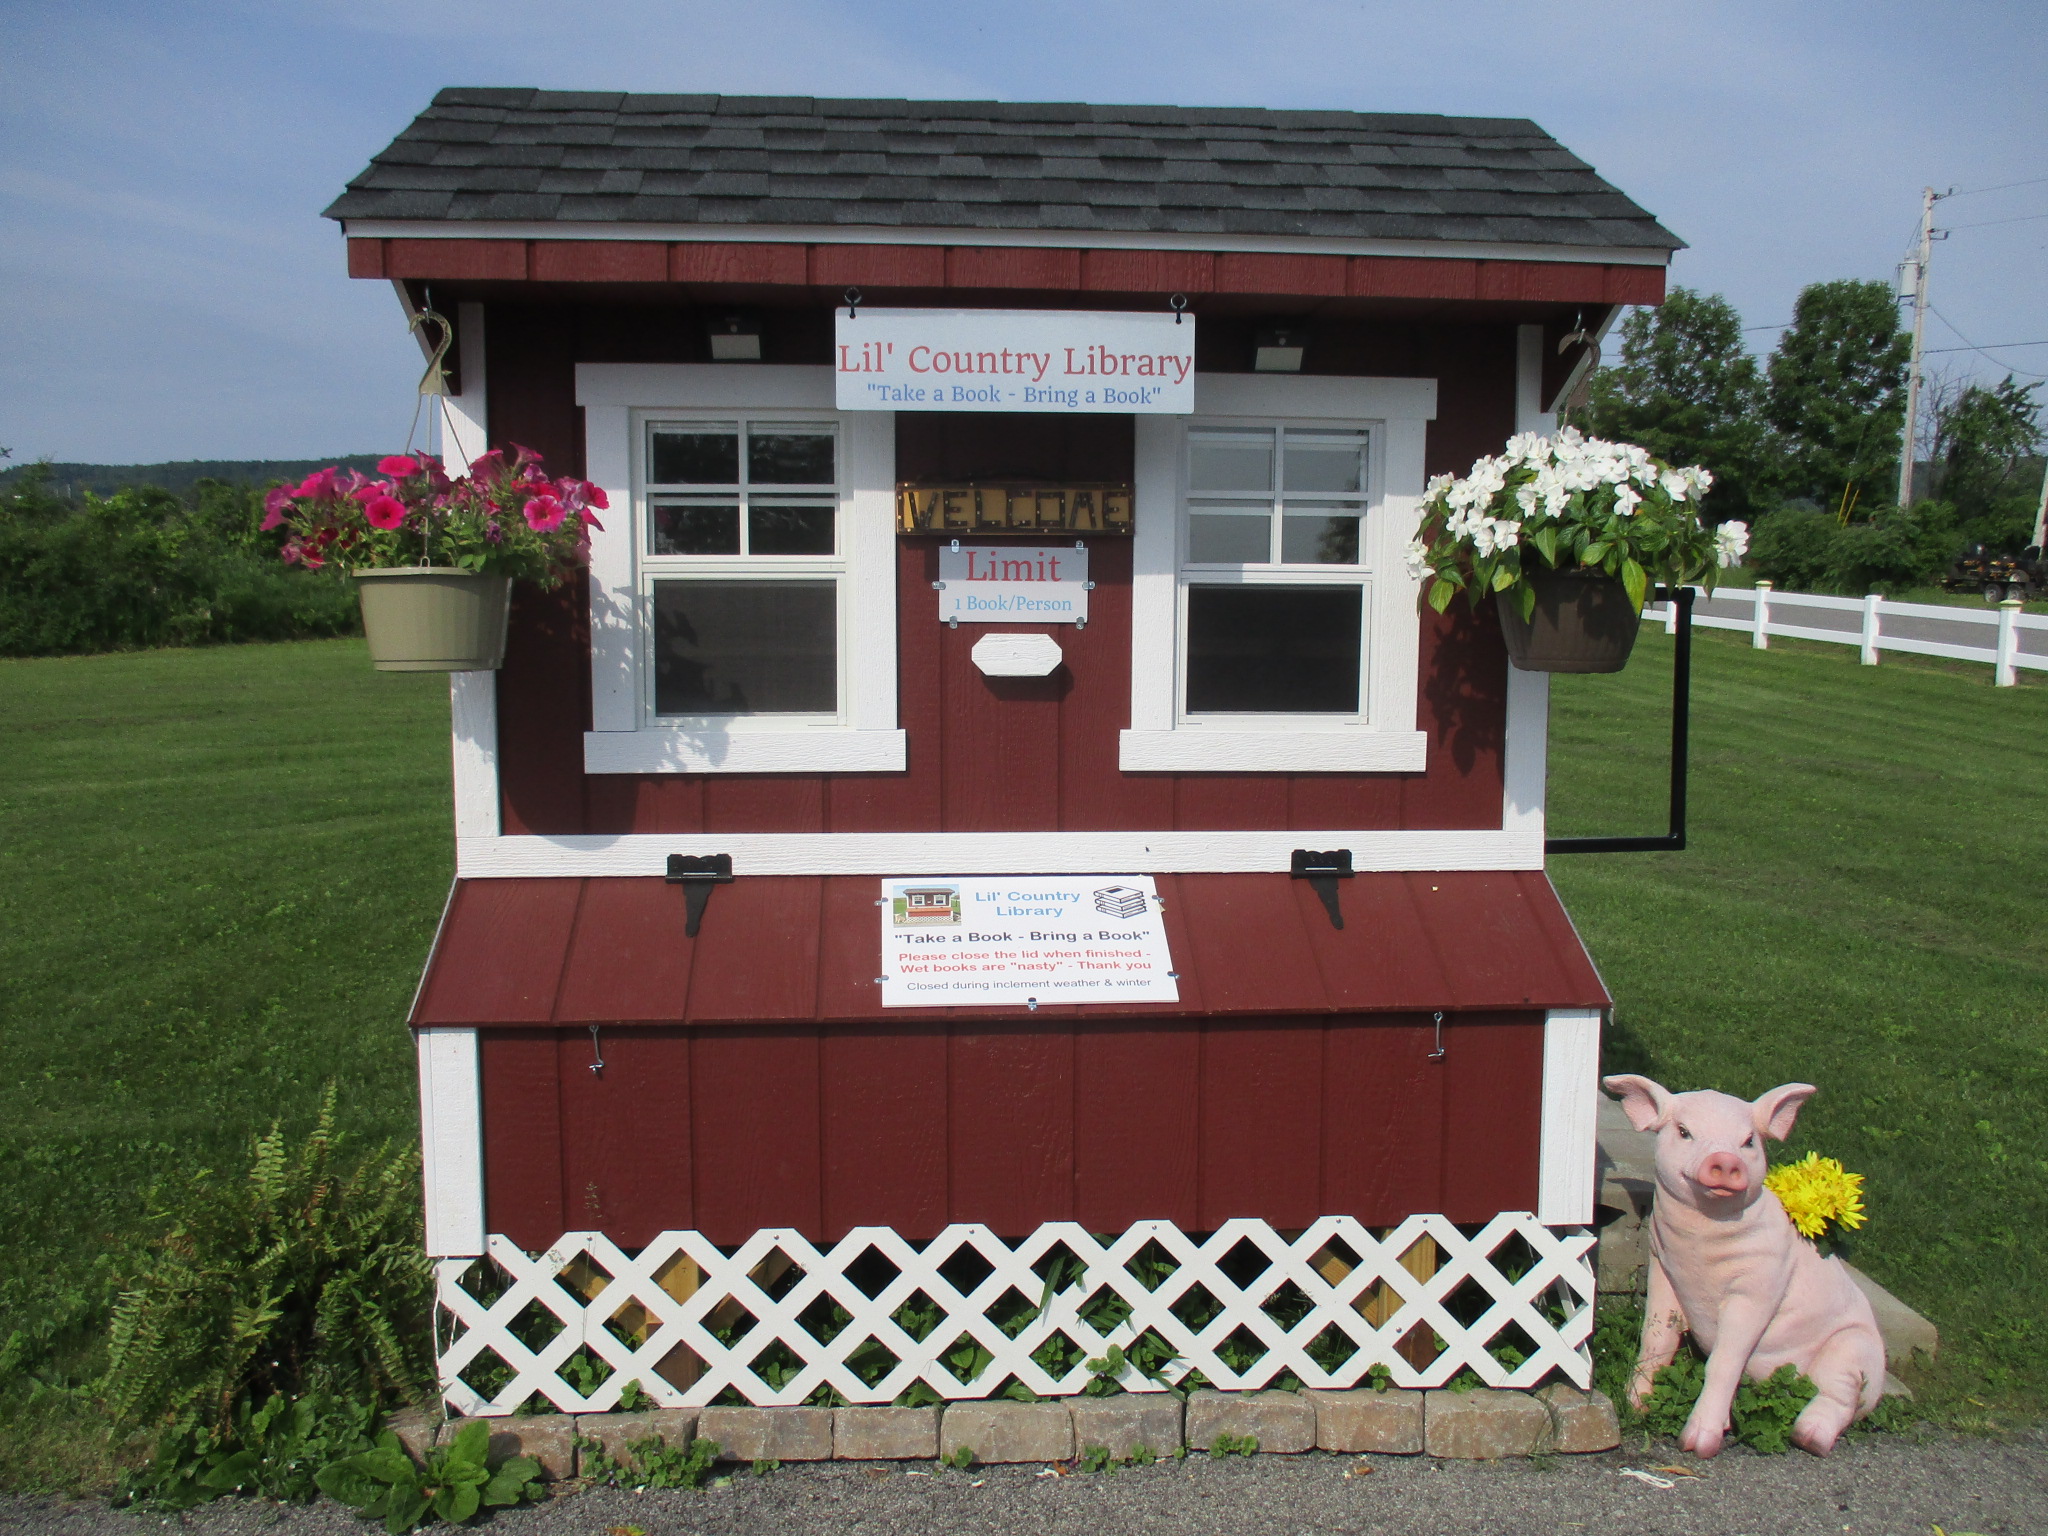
[971,632,1064,676]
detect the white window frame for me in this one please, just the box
[578,365,902,774]
[1122,373,1436,772]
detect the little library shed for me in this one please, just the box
[328,92,1680,1414]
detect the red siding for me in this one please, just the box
[387,238,528,281]
[946,246,1084,289]
[474,1010,1548,1248]
[670,243,809,285]
[532,241,667,283]
[808,244,948,288]
[1080,250,1217,293]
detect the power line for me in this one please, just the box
[1923,340,2048,354]
[1929,305,2048,379]
[1944,173,2048,199]
[1943,210,2048,231]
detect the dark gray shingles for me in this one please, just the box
[326,91,1681,249]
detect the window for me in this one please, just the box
[1122,374,1434,773]
[577,364,903,774]
[644,419,842,719]
[1183,425,1370,717]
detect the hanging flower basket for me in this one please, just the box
[353,568,512,672]
[1496,566,1642,674]
[260,449,604,673]
[1406,429,1747,674]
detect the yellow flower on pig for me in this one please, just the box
[1765,1153,1868,1240]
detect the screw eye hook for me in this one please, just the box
[588,1023,605,1075]
[1169,292,1188,324]
[1429,1010,1447,1060]
[844,287,862,318]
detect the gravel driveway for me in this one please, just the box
[7,1428,2042,1536]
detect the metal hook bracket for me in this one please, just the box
[666,853,735,937]
[1169,292,1188,324]
[844,287,862,317]
[588,1023,606,1075]
[1290,848,1354,929]
[1429,1010,1447,1060]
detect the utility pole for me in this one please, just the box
[1897,186,1945,508]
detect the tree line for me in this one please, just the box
[1581,278,2045,593]
[0,465,360,657]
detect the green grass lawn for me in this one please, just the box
[1548,627,2048,1427]
[0,628,2042,1490]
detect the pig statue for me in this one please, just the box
[1603,1074,1886,1457]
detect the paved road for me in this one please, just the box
[7,1429,2042,1536]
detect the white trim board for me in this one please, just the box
[416,1028,485,1258]
[343,218,1673,268]
[454,828,1543,879]
[1536,1008,1603,1226]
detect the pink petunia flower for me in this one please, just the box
[295,468,339,500]
[261,485,293,530]
[364,494,407,529]
[583,482,610,511]
[378,455,421,477]
[523,495,567,532]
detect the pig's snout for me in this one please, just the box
[1694,1152,1750,1195]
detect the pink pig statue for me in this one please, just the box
[1602,1074,1886,1457]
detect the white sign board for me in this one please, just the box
[879,876,1179,1008]
[938,544,1089,624]
[836,308,1195,414]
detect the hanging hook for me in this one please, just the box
[588,1023,605,1075]
[844,287,862,318]
[1429,1010,1446,1061]
[1169,292,1188,324]
[409,298,456,398]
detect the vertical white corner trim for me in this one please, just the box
[450,672,500,839]
[417,1028,485,1258]
[1128,415,1180,734]
[1537,1008,1603,1226]
[1501,666,1549,838]
[1515,324,1557,438]
[583,402,637,733]
[439,303,489,475]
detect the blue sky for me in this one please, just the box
[2,0,2044,464]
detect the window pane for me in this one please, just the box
[1185,584,1362,714]
[653,580,837,715]
[1188,510,1273,563]
[1281,511,1361,564]
[1189,432,1274,493]
[650,426,739,485]
[1283,432,1368,493]
[650,502,741,555]
[748,428,836,485]
[748,499,836,555]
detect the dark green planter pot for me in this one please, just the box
[1496,568,1642,674]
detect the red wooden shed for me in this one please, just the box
[331,91,1678,1413]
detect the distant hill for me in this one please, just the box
[0,456,387,499]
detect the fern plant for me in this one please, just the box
[103,1084,433,1436]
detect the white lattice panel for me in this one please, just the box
[435,1215,1595,1415]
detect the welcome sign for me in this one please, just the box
[836,308,1195,414]
[879,876,1179,1008]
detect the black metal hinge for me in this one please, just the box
[1290,848,1354,929]
[666,853,734,937]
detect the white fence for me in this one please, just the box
[1647,583,2048,686]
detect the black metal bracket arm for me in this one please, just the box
[1546,584,1693,856]
[1290,848,1355,929]
[666,853,735,937]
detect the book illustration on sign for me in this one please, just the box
[1092,886,1150,919]
[894,886,962,926]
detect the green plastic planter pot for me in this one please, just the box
[1496,567,1642,673]
[352,568,511,671]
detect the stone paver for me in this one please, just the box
[573,1408,700,1472]
[1184,1388,1315,1453]
[1423,1387,1551,1460]
[1532,1384,1621,1453]
[938,1401,1072,1464]
[831,1406,939,1461]
[1066,1395,1183,1460]
[436,1415,577,1480]
[697,1406,833,1462]
[1306,1387,1423,1454]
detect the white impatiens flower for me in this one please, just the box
[1612,483,1642,518]
[1515,483,1540,516]
[1425,473,1455,500]
[1684,464,1715,495]
[1404,537,1437,581]
[1660,468,1692,501]
[1714,520,1750,568]
[1503,431,1548,465]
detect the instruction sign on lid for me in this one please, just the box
[879,876,1178,1008]
[937,544,1089,624]
[836,308,1195,414]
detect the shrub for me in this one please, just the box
[1747,506,1838,590]
[102,1085,433,1438]
[1748,500,1961,594]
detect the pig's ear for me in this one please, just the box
[1753,1083,1817,1141]
[1603,1074,1672,1132]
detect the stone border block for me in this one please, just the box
[1067,1395,1183,1460]
[939,1401,1073,1464]
[833,1406,940,1460]
[438,1414,577,1480]
[1532,1385,1620,1453]
[575,1409,700,1472]
[383,1409,437,1467]
[698,1405,833,1462]
[1423,1389,1551,1460]
[1185,1389,1314,1454]
[1307,1388,1423,1454]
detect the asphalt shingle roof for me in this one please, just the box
[327,91,1682,252]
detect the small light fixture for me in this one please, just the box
[708,312,762,361]
[1254,324,1306,373]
